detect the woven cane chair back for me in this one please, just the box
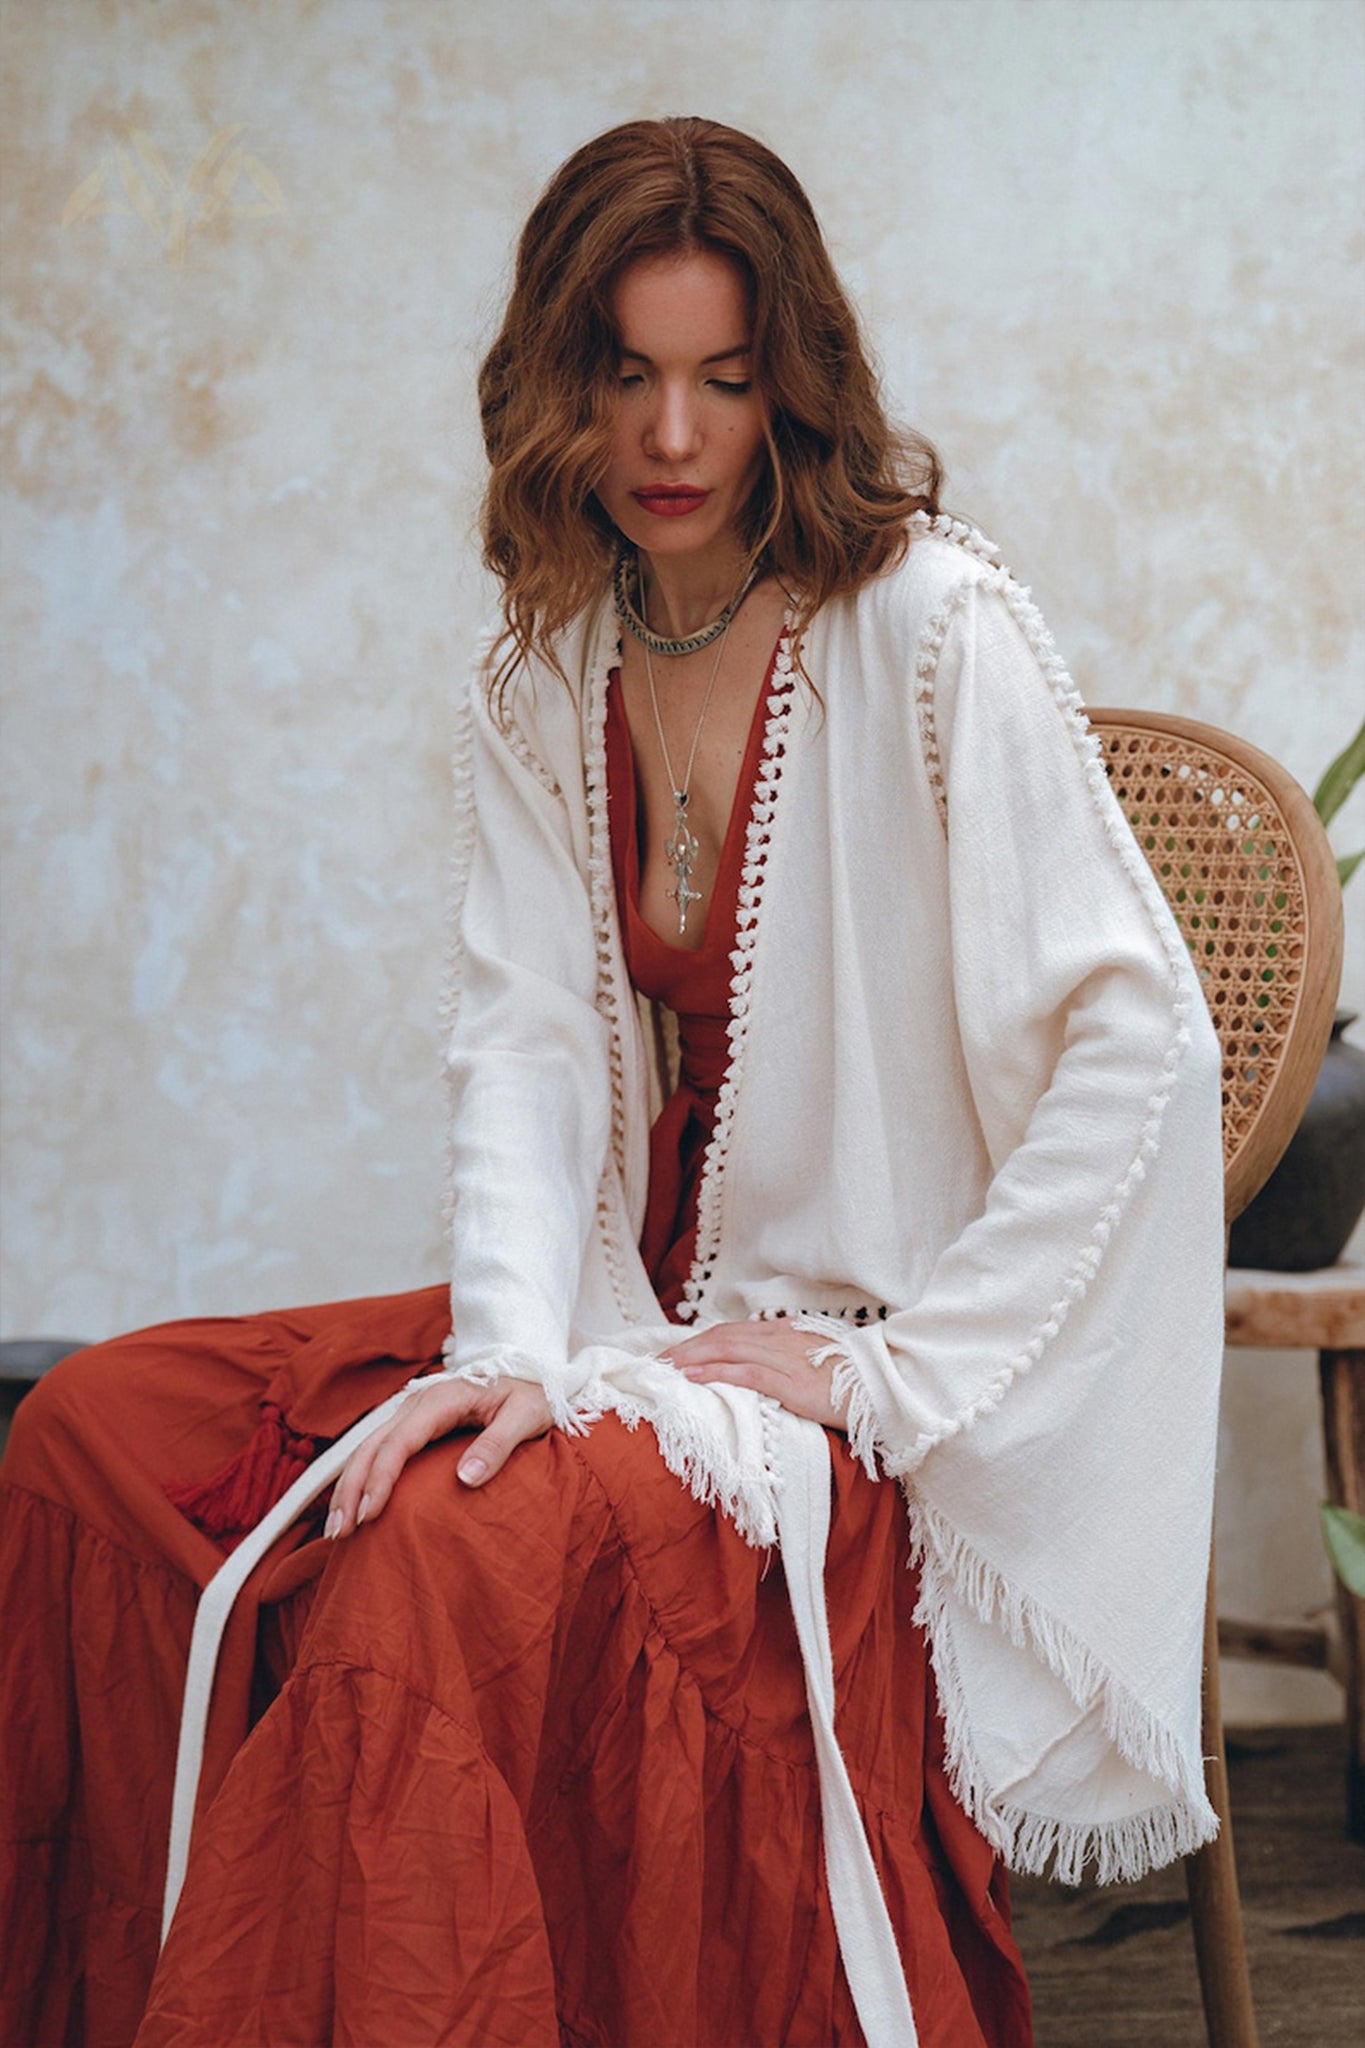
[1091,709,1343,1223]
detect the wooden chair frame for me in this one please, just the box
[1092,708,1344,2048]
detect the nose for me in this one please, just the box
[643,378,702,464]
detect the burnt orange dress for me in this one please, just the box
[0,653,1032,2048]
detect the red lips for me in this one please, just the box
[631,486,710,517]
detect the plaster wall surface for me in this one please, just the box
[3,0,1363,1721]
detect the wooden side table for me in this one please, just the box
[1222,1264,1365,1839]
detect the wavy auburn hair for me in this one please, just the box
[478,116,942,680]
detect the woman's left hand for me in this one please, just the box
[665,1321,849,1430]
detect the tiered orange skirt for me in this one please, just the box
[1,1290,1030,2045]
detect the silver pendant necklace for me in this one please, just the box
[640,581,738,937]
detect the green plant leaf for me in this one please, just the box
[1321,1502,1365,1598]
[1313,717,1365,831]
[1338,849,1363,890]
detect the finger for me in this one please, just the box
[455,1387,550,1488]
[663,1324,743,1367]
[678,1355,846,1430]
[679,1357,786,1400]
[684,1338,819,1382]
[355,1392,487,1520]
[327,1382,486,1536]
[669,1329,789,1371]
[327,1424,398,1539]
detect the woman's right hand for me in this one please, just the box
[324,1374,554,1538]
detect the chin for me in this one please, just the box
[623,514,740,565]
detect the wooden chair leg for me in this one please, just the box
[1319,1346,1365,1840]
[1186,1544,1259,2046]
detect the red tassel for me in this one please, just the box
[166,1403,318,1552]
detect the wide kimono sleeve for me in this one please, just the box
[802,573,1228,1880]
[439,657,615,1418]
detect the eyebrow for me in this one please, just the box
[617,343,752,365]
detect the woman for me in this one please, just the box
[1,118,1226,2048]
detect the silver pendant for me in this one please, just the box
[664,790,702,934]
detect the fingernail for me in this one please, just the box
[356,1494,372,1526]
[459,1456,487,1486]
[324,1509,342,1540]
[681,1366,705,1380]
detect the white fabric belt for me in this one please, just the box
[161,1385,415,1943]
[771,1406,919,2047]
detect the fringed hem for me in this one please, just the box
[792,1313,882,1482]
[906,1493,1217,1886]
[431,1348,605,1439]
[598,1375,781,1551]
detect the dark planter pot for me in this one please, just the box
[1229,1010,1365,1272]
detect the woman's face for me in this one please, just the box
[596,246,768,578]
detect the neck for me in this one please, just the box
[638,547,751,640]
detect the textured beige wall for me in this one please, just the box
[3,0,1363,1718]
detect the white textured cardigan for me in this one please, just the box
[166,519,1225,2043]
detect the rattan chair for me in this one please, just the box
[1093,708,1344,2048]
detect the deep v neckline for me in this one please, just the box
[607,627,785,965]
